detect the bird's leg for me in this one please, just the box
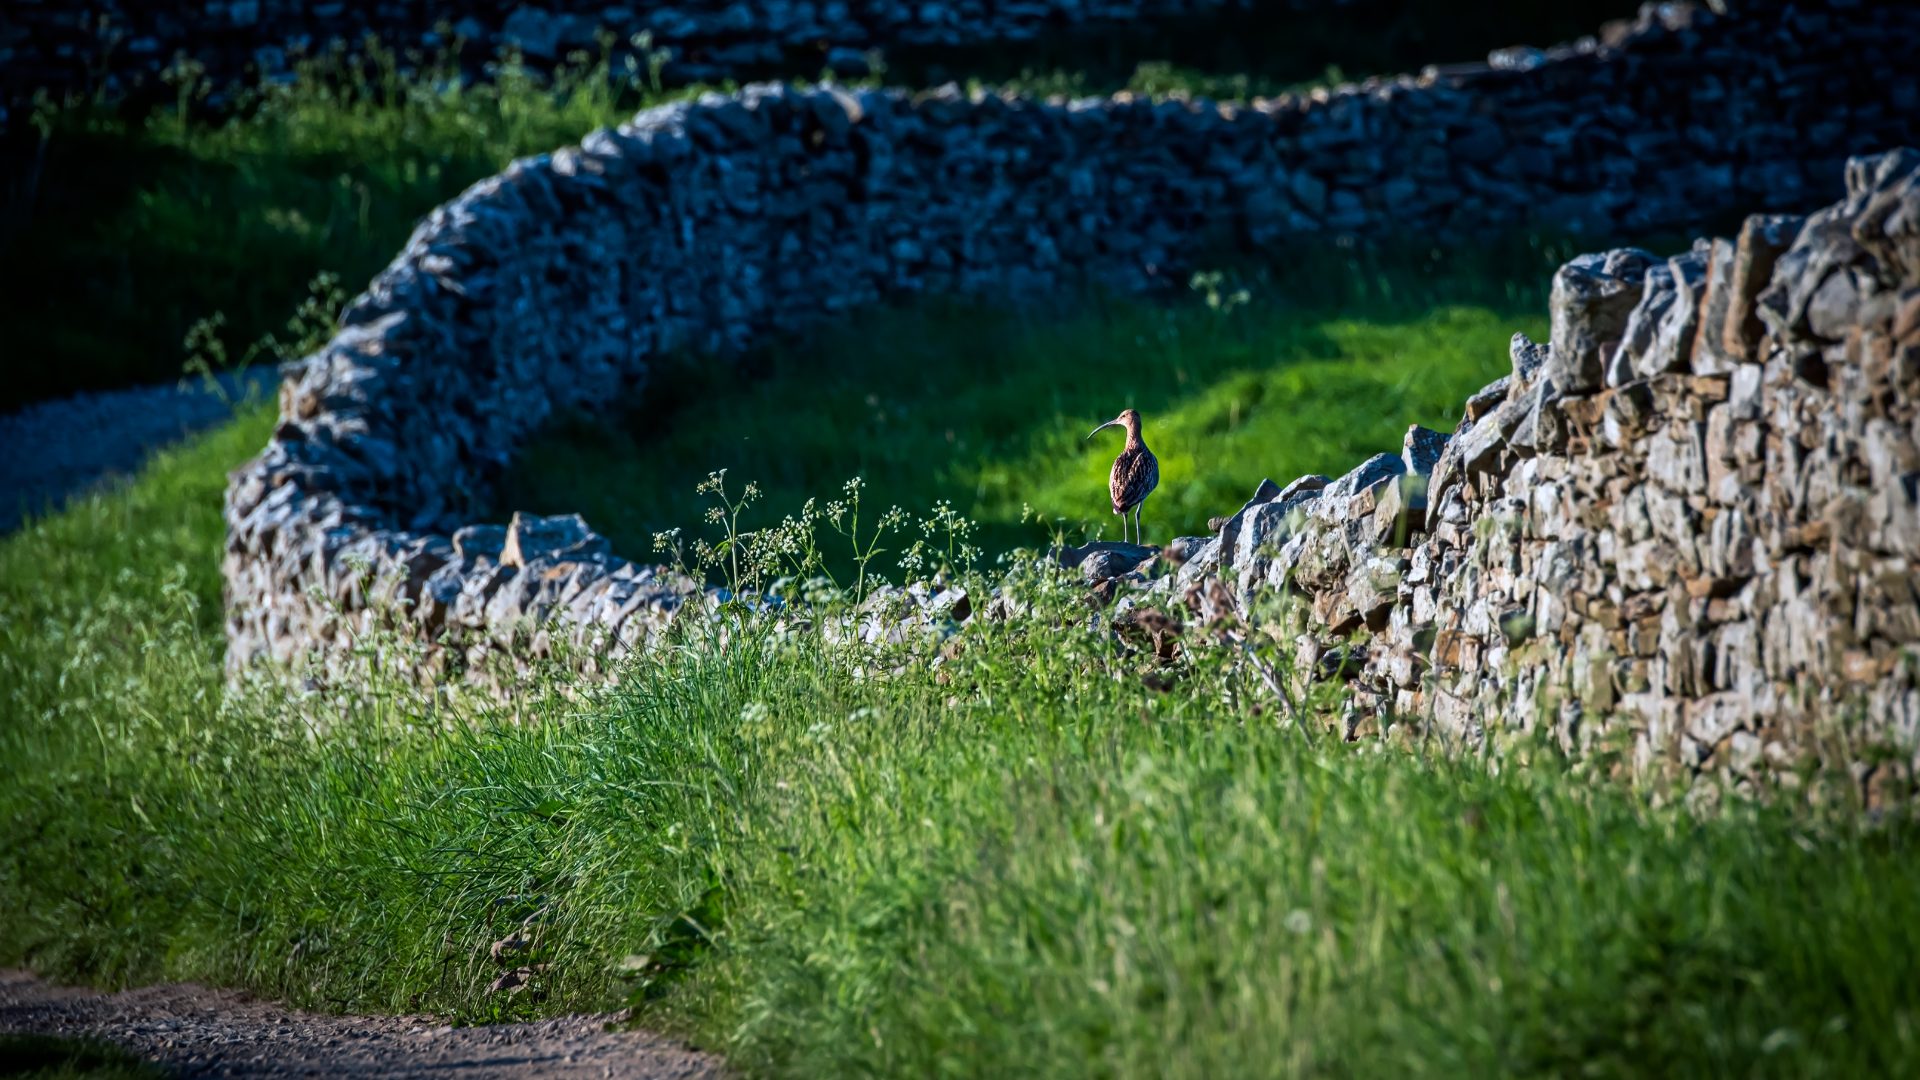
[1133,505,1143,547]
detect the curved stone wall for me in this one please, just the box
[1166,149,1920,804]
[224,0,1920,694]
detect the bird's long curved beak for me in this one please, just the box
[1086,418,1120,440]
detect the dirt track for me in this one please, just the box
[0,970,722,1078]
[0,369,274,534]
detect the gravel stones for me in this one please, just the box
[0,969,719,1079]
[0,369,276,533]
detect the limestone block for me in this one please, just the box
[1547,248,1659,393]
[501,512,612,568]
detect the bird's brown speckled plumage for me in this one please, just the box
[1088,408,1159,545]
[1110,443,1158,515]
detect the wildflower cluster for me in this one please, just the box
[652,472,984,607]
[1189,269,1251,315]
[897,500,982,580]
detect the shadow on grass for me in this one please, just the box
[0,117,509,409]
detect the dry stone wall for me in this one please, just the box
[224,2,1920,708]
[2,0,1278,123]
[1163,150,1920,805]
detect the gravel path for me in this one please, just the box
[0,970,722,1079]
[0,368,278,533]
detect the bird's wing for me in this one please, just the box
[1111,448,1156,513]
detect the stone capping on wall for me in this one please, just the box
[1151,149,1920,805]
[223,1,1918,709]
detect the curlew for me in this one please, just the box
[1086,407,1160,546]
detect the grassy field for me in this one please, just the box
[501,241,1565,567]
[0,46,667,411]
[6,3,1918,1075]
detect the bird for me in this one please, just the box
[1086,408,1160,546]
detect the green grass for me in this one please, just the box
[4,5,1914,1073]
[4,252,1920,1075]
[4,438,1920,1074]
[500,240,1567,571]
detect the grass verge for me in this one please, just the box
[4,535,1919,1075]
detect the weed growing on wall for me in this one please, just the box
[181,272,347,403]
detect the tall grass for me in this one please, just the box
[2,277,1918,1076]
[3,311,1918,1078]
